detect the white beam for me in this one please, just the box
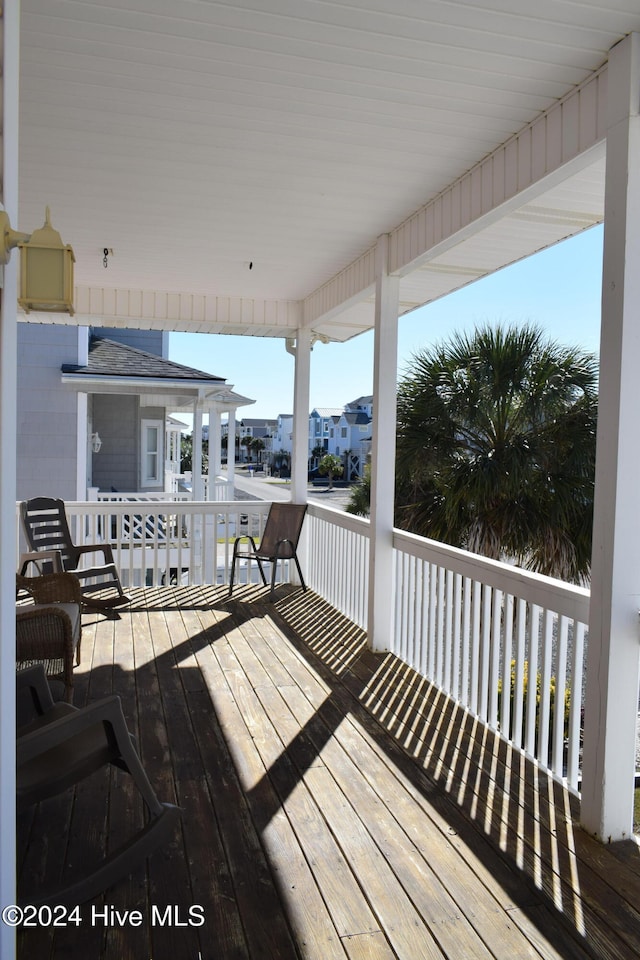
[582,33,640,842]
[209,406,222,499]
[226,408,236,494]
[0,3,19,955]
[367,235,400,653]
[291,329,311,504]
[64,288,302,337]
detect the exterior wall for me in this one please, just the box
[16,322,81,501]
[91,398,167,492]
[92,326,167,357]
[91,394,139,492]
[274,415,293,454]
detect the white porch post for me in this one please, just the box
[581,33,640,842]
[0,4,19,955]
[292,328,311,504]
[192,398,204,500]
[367,235,400,652]
[209,405,222,501]
[226,408,236,495]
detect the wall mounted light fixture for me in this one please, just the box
[91,432,102,454]
[1,206,75,315]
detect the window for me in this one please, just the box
[341,427,348,438]
[142,419,163,483]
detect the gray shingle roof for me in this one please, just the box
[61,337,225,382]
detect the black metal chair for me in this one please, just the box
[228,502,307,599]
[17,665,180,908]
[20,497,129,609]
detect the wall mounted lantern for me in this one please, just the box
[1,206,75,315]
[91,432,102,454]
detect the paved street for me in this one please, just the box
[228,467,354,512]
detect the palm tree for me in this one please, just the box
[346,465,371,516]
[395,323,598,583]
[250,436,266,464]
[318,453,344,491]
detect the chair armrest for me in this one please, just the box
[16,571,83,605]
[17,695,126,765]
[16,664,56,715]
[75,542,116,564]
[16,606,76,664]
[19,550,64,576]
[232,535,259,557]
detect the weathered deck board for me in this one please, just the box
[17,586,640,960]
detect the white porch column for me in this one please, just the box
[292,328,311,504]
[0,4,19,954]
[582,33,640,842]
[208,405,222,501]
[367,235,400,653]
[192,398,204,500]
[226,408,236,495]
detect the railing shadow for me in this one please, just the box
[261,587,640,960]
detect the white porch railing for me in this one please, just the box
[391,530,589,792]
[90,475,232,503]
[21,501,275,589]
[16,498,590,791]
[306,502,370,629]
[306,505,589,793]
[168,473,232,501]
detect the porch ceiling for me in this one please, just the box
[17,2,637,340]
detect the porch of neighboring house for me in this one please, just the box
[17,584,640,960]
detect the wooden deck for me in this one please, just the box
[17,585,640,960]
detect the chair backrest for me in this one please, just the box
[258,503,307,558]
[20,498,78,571]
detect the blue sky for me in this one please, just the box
[169,224,603,421]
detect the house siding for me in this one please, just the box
[91,394,139,492]
[92,327,167,358]
[17,323,81,501]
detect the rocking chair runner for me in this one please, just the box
[20,497,129,609]
[228,502,307,598]
[17,665,180,908]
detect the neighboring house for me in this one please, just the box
[237,418,277,463]
[269,413,293,475]
[16,323,253,501]
[309,407,343,454]
[345,395,373,419]
[333,409,372,479]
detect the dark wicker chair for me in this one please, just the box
[16,568,83,703]
[17,665,180,908]
[20,496,129,609]
[228,501,308,598]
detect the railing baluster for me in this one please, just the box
[470,580,482,716]
[488,588,502,729]
[553,615,570,776]
[537,608,555,768]
[512,598,527,751]
[501,593,514,741]
[525,604,541,756]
